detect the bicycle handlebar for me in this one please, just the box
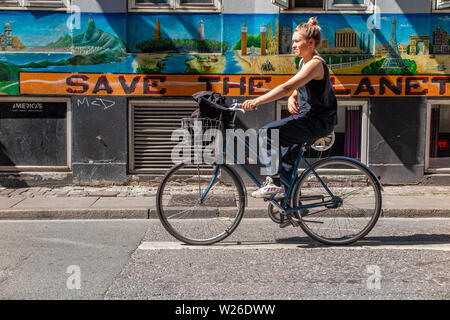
[229,102,246,113]
[230,102,259,113]
[208,101,258,114]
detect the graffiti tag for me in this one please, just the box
[77,97,116,110]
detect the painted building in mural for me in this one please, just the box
[0,0,449,186]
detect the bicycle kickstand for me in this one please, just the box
[279,212,300,229]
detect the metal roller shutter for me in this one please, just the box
[129,100,198,174]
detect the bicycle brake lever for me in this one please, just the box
[230,102,245,113]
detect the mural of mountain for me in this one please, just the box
[42,15,128,66]
[46,34,73,49]
[71,15,127,56]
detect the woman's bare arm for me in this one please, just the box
[242,59,323,110]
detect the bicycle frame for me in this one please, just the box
[200,122,339,214]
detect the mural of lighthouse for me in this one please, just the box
[260,23,266,56]
[198,20,205,41]
[241,23,247,56]
[0,21,13,50]
[153,18,162,41]
[0,20,26,51]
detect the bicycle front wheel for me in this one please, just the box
[293,157,382,245]
[156,163,245,245]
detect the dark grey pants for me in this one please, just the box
[259,112,334,185]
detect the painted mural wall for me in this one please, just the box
[1,11,450,96]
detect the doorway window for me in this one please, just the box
[427,104,450,171]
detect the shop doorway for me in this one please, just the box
[426,102,450,172]
[277,100,369,164]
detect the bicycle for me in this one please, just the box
[156,101,383,246]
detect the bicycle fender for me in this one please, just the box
[329,156,384,191]
[294,156,383,192]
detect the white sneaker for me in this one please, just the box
[251,177,282,198]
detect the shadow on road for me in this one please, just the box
[215,234,450,248]
[275,234,450,248]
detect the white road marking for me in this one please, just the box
[34,237,106,249]
[138,241,450,251]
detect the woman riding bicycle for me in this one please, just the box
[158,19,382,244]
[242,17,338,198]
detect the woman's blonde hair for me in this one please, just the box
[294,17,322,48]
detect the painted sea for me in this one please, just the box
[160,54,195,74]
[223,51,243,74]
[0,53,138,73]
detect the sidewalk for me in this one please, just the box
[0,185,450,219]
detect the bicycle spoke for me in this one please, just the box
[340,185,371,200]
[167,207,195,219]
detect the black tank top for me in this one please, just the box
[297,56,338,125]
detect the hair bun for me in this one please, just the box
[308,17,318,26]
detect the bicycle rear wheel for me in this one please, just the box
[157,163,245,245]
[293,157,382,245]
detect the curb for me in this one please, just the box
[0,207,450,220]
[381,209,450,218]
[0,208,149,220]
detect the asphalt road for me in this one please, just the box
[0,218,449,300]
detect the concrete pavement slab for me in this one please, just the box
[0,197,25,209]
[89,191,120,197]
[12,197,99,209]
[382,209,450,217]
[383,196,450,209]
[91,197,155,208]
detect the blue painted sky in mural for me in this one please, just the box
[279,14,448,48]
[280,14,373,49]
[0,12,69,48]
[128,14,221,49]
[0,12,126,49]
[74,13,126,41]
[431,15,450,35]
[376,14,431,45]
[223,14,278,48]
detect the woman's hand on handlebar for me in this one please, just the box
[242,98,260,111]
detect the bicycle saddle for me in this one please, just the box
[311,131,335,152]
